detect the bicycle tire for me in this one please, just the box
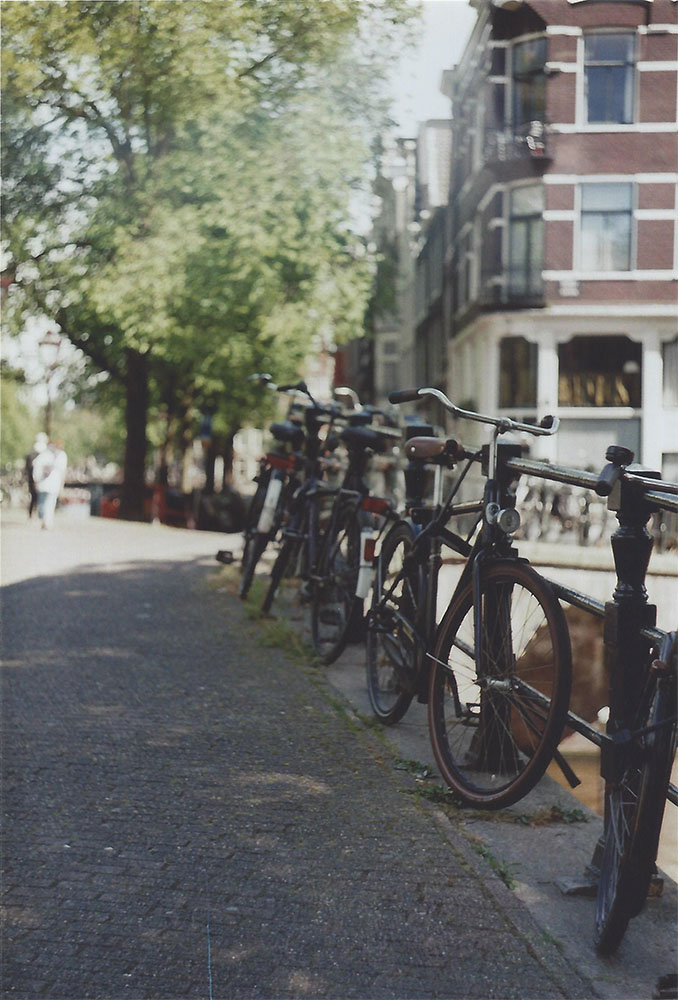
[239,532,268,600]
[261,534,300,614]
[366,521,422,725]
[241,473,269,570]
[595,642,677,955]
[428,560,571,809]
[311,506,361,664]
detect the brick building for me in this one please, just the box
[444,0,677,472]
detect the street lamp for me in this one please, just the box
[38,330,62,437]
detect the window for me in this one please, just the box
[580,183,632,271]
[512,38,547,131]
[508,185,544,298]
[585,33,635,124]
[558,335,641,407]
[499,337,537,408]
[663,338,678,407]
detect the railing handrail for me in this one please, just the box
[504,456,678,515]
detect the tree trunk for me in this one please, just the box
[179,394,194,495]
[119,349,149,521]
[204,442,216,494]
[221,431,237,490]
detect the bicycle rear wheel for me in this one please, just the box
[311,507,361,664]
[366,522,422,725]
[595,639,677,955]
[428,561,571,809]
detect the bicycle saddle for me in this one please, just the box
[270,421,305,450]
[341,424,393,454]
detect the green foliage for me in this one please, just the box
[0,367,40,467]
[51,403,126,469]
[2,0,416,488]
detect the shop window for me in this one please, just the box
[512,38,547,131]
[508,185,544,298]
[558,335,641,407]
[580,183,632,272]
[499,337,537,408]
[585,33,635,124]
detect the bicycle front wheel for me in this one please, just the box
[311,507,361,665]
[239,532,268,600]
[366,521,422,725]
[595,643,677,955]
[261,534,302,614]
[240,473,269,570]
[428,561,571,809]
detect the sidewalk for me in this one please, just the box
[1,511,675,998]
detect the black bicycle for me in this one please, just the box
[260,384,344,619]
[367,387,572,809]
[489,441,678,952]
[239,375,306,600]
[310,412,399,664]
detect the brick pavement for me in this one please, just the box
[1,514,594,999]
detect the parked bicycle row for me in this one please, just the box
[231,375,677,958]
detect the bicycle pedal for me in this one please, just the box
[215,550,234,564]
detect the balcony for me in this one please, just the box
[483,121,549,165]
[479,268,545,309]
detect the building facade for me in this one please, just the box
[445,0,678,472]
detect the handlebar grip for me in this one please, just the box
[539,414,557,430]
[389,389,421,405]
[595,464,623,497]
[277,381,306,393]
[595,444,635,497]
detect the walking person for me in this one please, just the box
[25,432,48,518]
[32,439,68,530]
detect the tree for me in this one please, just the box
[2,0,415,518]
[0,363,40,468]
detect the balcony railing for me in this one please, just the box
[483,121,548,164]
[479,268,545,308]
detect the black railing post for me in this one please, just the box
[603,464,659,735]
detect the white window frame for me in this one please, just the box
[575,180,636,273]
[576,30,638,128]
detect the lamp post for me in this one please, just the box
[38,330,62,437]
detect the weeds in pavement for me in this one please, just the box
[404,783,460,806]
[471,841,518,890]
[542,930,565,954]
[212,565,318,664]
[510,805,588,827]
[394,758,436,780]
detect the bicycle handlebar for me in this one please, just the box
[389,387,559,437]
[389,389,421,405]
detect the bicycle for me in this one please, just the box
[260,386,399,663]
[238,375,306,600]
[366,386,573,810]
[309,411,400,664]
[260,383,344,618]
[494,442,678,953]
